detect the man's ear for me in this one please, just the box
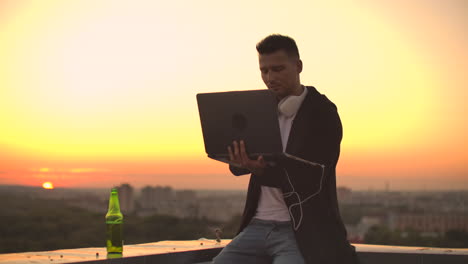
[297,59,303,74]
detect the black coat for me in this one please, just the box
[229,86,359,264]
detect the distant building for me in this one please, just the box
[139,185,185,217]
[140,185,174,210]
[117,183,135,213]
[175,190,197,202]
[347,215,385,242]
[197,195,245,222]
[389,214,468,233]
[337,186,352,202]
[137,186,245,221]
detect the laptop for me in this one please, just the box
[196,89,324,168]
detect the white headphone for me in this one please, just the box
[278,95,303,118]
[278,86,307,117]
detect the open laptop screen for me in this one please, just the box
[196,90,283,162]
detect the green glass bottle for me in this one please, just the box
[106,188,123,256]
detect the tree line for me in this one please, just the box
[0,194,241,253]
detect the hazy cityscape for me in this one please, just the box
[1,183,467,249]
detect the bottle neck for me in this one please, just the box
[108,192,121,213]
[106,188,123,221]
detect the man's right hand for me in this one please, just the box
[227,140,266,175]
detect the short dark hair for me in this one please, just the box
[256,34,300,59]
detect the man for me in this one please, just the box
[212,35,358,264]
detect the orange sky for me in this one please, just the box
[0,0,466,190]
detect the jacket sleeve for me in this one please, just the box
[305,104,342,167]
[319,107,342,165]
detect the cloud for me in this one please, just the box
[29,168,110,174]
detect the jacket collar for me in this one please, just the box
[285,86,320,154]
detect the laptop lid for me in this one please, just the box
[196,90,283,162]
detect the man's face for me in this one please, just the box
[259,50,302,99]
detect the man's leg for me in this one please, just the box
[266,222,305,264]
[212,221,270,264]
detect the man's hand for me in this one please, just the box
[227,140,266,175]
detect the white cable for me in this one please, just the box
[282,164,325,231]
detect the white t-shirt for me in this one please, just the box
[254,86,308,221]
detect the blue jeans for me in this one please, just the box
[212,218,305,264]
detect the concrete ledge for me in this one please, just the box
[0,240,467,264]
[0,240,226,264]
[355,244,468,264]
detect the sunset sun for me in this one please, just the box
[42,182,54,189]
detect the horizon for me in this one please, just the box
[2,179,467,193]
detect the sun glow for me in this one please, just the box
[42,182,54,189]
